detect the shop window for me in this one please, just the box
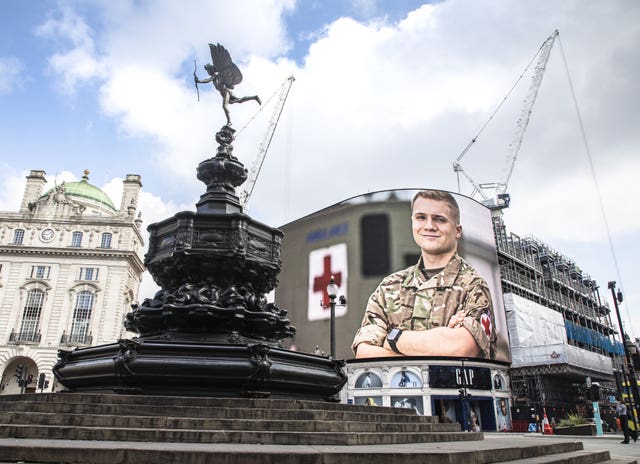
[355,372,383,389]
[354,396,383,406]
[391,396,423,415]
[391,370,422,388]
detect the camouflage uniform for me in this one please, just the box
[352,253,496,358]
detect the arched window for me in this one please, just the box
[355,372,383,389]
[100,232,112,248]
[70,290,94,344]
[71,231,83,247]
[20,289,44,340]
[391,370,422,388]
[13,229,25,245]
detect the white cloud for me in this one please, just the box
[101,176,194,302]
[504,157,640,244]
[0,57,25,94]
[0,169,27,212]
[36,6,104,94]
[32,0,640,336]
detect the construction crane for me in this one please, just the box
[453,30,559,210]
[239,75,295,210]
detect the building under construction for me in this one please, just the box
[492,213,625,426]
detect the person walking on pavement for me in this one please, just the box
[617,399,637,444]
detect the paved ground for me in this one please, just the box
[0,432,636,455]
[0,431,637,463]
[486,431,640,461]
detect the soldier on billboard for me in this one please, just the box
[352,189,497,359]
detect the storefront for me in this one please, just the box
[343,358,512,432]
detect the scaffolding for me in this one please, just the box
[493,216,622,358]
[493,216,624,414]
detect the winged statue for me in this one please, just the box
[194,43,261,126]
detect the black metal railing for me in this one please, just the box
[8,330,42,344]
[60,332,93,345]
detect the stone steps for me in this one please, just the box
[0,393,471,446]
[0,438,628,464]
[0,411,460,433]
[0,394,438,423]
[508,450,614,464]
[0,402,436,423]
[0,393,635,464]
[1,424,476,445]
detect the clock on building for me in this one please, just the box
[40,228,55,242]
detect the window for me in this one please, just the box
[19,289,44,339]
[70,290,94,344]
[30,265,51,279]
[360,214,390,277]
[100,232,112,248]
[78,267,99,281]
[71,231,83,247]
[355,372,383,389]
[12,229,25,244]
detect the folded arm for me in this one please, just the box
[355,314,480,358]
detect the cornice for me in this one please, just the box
[0,214,141,228]
[1,216,146,245]
[0,246,145,274]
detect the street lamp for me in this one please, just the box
[608,281,640,429]
[458,358,472,432]
[326,276,340,359]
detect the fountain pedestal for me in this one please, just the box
[54,125,346,401]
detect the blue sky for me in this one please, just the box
[1,0,639,337]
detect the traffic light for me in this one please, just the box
[37,373,45,389]
[14,364,24,380]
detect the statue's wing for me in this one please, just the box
[209,43,243,87]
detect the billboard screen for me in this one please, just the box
[351,189,509,362]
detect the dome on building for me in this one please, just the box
[40,170,117,215]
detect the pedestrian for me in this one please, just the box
[616,399,637,444]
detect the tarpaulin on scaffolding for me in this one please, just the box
[504,293,567,348]
[504,293,613,375]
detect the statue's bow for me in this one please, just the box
[193,59,200,102]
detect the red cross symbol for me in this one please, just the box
[313,255,342,308]
[481,313,492,337]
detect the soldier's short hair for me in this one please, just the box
[411,190,460,225]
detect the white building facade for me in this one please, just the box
[0,170,145,394]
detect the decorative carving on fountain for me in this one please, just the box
[126,283,295,343]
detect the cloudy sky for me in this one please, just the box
[1,0,638,338]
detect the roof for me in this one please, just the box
[40,170,117,213]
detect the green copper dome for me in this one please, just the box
[63,180,116,211]
[41,170,117,213]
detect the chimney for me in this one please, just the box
[19,170,47,213]
[119,174,142,216]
